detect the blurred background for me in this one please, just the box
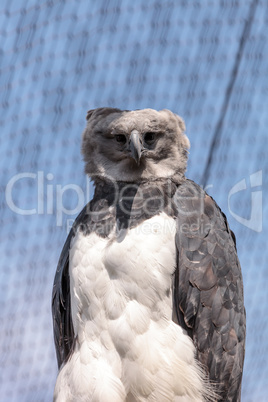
[0,0,267,401]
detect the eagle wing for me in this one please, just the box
[173,180,246,402]
[52,206,89,369]
[52,182,116,369]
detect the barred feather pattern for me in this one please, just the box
[173,180,246,402]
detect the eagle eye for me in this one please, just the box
[144,132,156,145]
[115,134,126,144]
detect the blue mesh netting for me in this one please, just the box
[0,1,267,401]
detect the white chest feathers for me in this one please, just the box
[54,213,208,402]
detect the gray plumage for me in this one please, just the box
[82,108,189,184]
[52,107,246,401]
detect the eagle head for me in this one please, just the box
[82,107,190,183]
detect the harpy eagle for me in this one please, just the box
[52,108,246,401]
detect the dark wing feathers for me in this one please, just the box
[52,206,89,369]
[52,228,74,369]
[174,180,246,402]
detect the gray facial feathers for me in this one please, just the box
[82,108,190,184]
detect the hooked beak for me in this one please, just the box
[129,130,143,165]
